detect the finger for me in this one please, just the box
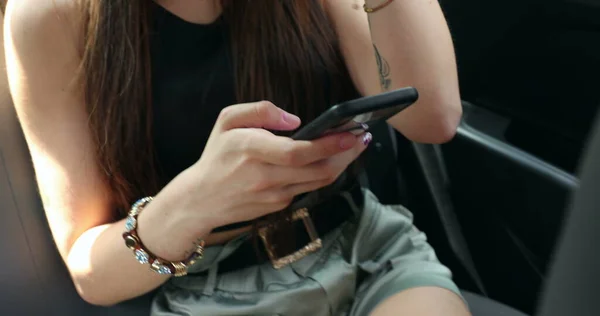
[247,133,373,218]
[216,101,301,131]
[252,131,372,187]
[283,131,371,167]
[328,132,372,166]
[281,132,373,185]
[245,132,360,166]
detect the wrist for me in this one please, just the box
[135,196,211,262]
[122,197,206,277]
[169,207,214,248]
[172,164,232,231]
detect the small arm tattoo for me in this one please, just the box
[373,44,392,91]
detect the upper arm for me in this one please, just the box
[324,0,379,97]
[325,0,462,143]
[5,0,113,260]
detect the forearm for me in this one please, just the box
[66,191,210,306]
[66,218,169,306]
[365,0,462,142]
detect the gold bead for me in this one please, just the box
[173,262,188,277]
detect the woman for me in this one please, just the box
[5,0,467,315]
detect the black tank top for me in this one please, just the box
[149,4,359,191]
[151,5,234,185]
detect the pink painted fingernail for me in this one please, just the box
[361,132,373,146]
[340,134,358,149]
[282,112,300,125]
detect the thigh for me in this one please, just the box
[347,190,463,316]
[368,287,470,316]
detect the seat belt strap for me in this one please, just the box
[412,142,488,296]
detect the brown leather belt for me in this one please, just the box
[199,184,362,275]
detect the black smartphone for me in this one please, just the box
[291,87,418,141]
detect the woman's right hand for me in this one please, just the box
[139,100,369,260]
[181,100,367,229]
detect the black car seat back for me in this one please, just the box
[537,112,600,316]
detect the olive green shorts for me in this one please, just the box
[151,189,463,315]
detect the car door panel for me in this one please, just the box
[437,104,579,313]
[425,0,599,313]
[442,0,600,173]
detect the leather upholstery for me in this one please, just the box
[537,111,600,316]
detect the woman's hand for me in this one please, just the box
[137,100,370,261]
[185,101,370,229]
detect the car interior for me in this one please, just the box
[1,0,599,315]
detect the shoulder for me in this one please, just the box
[5,0,84,114]
[322,0,365,19]
[5,0,83,93]
[5,0,82,57]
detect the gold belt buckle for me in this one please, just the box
[258,208,323,269]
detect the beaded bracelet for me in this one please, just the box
[122,197,205,277]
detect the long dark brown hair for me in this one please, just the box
[78,0,357,218]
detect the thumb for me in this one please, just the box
[216,101,301,131]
